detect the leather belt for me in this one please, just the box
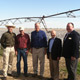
[34,47,42,49]
[6,45,14,47]
[18,48,27,50]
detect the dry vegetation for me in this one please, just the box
[0,55,80,80]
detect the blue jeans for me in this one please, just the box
[17,48,28,75]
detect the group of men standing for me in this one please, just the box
[0,22,80,80]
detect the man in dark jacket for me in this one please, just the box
[47,30,62,80]
[62,22,80,80]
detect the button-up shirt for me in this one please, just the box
[1,31,16,48]
[15,33,30,50]
[49,38,55,52]
[31,30,47,48]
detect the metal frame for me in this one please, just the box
[0,9,80,32]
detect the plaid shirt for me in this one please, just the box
[15,33,30,50]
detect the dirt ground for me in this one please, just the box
[0,54,80,80]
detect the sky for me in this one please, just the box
[0,0,80,28]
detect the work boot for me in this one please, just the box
[3,77,7,80]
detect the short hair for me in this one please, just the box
[51,30,56,35]
[35,22,40,25]
[67,22,74,27]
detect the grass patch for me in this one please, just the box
[60,62,80,75]
[77,61,80,75]
[0,47,3,56]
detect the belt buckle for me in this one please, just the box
[20,48,24,50]
[35,47,40,49]
[36,47,39,49]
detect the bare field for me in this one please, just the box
[0,55,80,80]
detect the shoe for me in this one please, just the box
[15,74,20,77]
[47,78,53,80]
[7,73,12,76]
[32,74,37,77]
[3,77,7,80]
[24,74,28,77]
[38,75,43,79]
[64,78,68,80]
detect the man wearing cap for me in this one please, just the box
[31,22,47,78]
[1,23,16,80]
[15,27,30,77]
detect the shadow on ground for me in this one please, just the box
[0,70,64,80]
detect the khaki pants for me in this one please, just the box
[49,54,59,80]
[3,46,15,77]
[32,48,45,76]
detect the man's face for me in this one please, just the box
[35,23,40,32]
[7,26,13,33]
[66,23,74,32]
[20,30,24,35]
[51,31,56,38]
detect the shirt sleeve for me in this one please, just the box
[57,39,62,57]
[27,34,30,50]
[1,34,6,48]
[43,32,47,48]
[31,32,33,48]
[72,33,79,57]
[15,36,18,51]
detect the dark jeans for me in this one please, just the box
[65,58,78,80]
[17,48,28,75]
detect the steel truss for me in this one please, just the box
[0,9,80,32]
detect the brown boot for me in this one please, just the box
[3,77,7,80]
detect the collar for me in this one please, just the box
[67,30,74,34]
[51,37,56,40]
[7,31,13,34]
[35,30,41,32]
[19,33,25,37]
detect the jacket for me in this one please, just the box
[47,37,62,60]
[62,30,80,59]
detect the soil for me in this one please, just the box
[0,54,80,80]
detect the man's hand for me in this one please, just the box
[44,48,47,54]
[31,48,33,54]
[57,57,60,61]
[15,51,18,56]
[71,56,76,60]
[26,50,29,54]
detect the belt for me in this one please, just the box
[34,47,42,49]
[6,45,14,47]
[18,48,27,50]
